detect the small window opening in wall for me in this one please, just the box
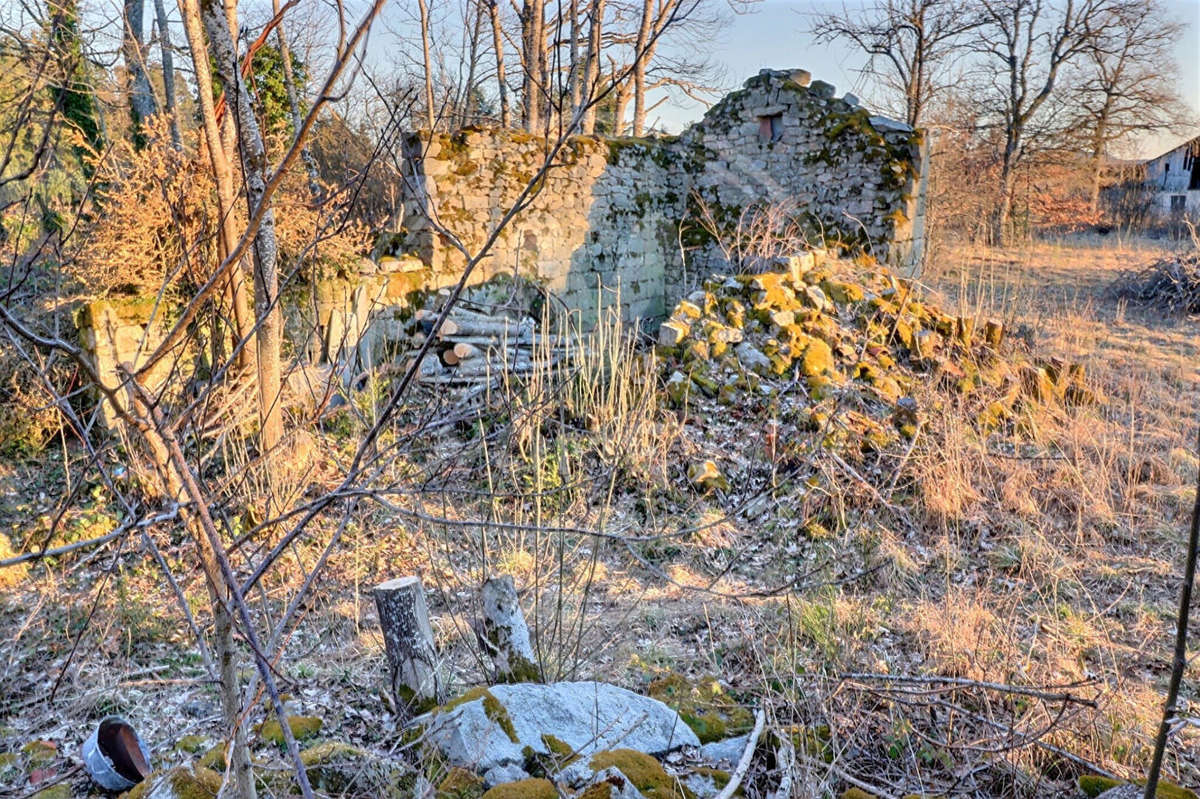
[1170,194,1187,212]
[758,113,782,143]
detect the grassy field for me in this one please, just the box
[0,237,1197,798]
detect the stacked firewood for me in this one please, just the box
[406,305,562,384]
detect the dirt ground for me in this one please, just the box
[1,237,1198,798]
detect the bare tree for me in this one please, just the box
[486,0,511,126]
[578,0,605,132]
[810,0,980,128]
[1068,0,1189,212]
[418,0,436,128]
[972,0,1121,245]
[151,0,181,148]
[122,0,158,144]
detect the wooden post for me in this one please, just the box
[479,575,540,683]
[373,576,446,715]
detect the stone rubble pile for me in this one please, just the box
[656,249,1096,487]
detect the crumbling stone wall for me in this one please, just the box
[390,68,927,324]
[76,297,174,426]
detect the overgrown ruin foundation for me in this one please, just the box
[388,68,927,324]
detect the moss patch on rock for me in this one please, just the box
[256,715,323,747]
[479,777,556,799]
[440,687,520,744]
[588,749,693,799]
[124,765,222,799]
[437,766,485,798]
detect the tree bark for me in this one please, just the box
[178,0,255,375]
[418,0,436,129]
[151,0,180,149]
[579,0,604,133]
[487,0,510,127]
[479,576,539,682]
[122,0,158,146]
[520,0,545,130]
[272,0,321,197]
[374,576,447,714]
[199,0,284,459]
[630,0,653,136]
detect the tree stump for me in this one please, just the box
[479,575,540,682]
[373,576,446,716]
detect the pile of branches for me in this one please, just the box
[1110,252,1200,315]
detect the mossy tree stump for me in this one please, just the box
[479,575,540,683]
[373,576,446,717]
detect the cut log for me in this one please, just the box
[452,342,482,361]
[479,576,540,682]
[452,357,536,378]
[373,576,447,716]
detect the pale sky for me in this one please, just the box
[648,0,1200,158]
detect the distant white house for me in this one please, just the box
[1144,135,1200,215]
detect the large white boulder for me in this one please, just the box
[416,681,699,772]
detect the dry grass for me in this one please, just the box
[1,236,1198,797]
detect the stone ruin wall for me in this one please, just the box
[389,68,927,326]
[77,69,928,409]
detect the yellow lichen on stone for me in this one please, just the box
[479,777,557,799]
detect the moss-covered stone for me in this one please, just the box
[588,750,692,799]
[440,687,519,744]
[297,741,367,793]
[123,765,222,799]
[1078,775,1199,799]
[256,715,323,747]
[21,741,56,767]
[174,735,208,754]
[436,766,485,798]
[479,777,557,799]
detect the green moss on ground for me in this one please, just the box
[646,674,754,744]
[436,766,485,798]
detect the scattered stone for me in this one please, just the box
[418,682,699,772]
[809,80,836,99]
[583,767,650,799]
[123,765,222,799]
[697,733,749,767]
[481,763,529,788]
[480,777,556,799]
[588,750,686,799]
[687,460,728,492]
[256,715,322,747]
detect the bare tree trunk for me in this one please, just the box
[199,0,284,459]
[567,0,580,116]
[122,0,158,145]
[1088,109,1111,215]
[151,0,180,149]
[611,64,629,136]
[461,1,485,126]
[123,382,258,799]
[488,0,510,127]
[520,0,545,130]
[994,130,1021,247]
[630,0,653,136]
[418,0,436,129]
[179,0,255,375]
[578,0,604,133]
[271,0,321,197]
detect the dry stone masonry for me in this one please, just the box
[389,68,927,326]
